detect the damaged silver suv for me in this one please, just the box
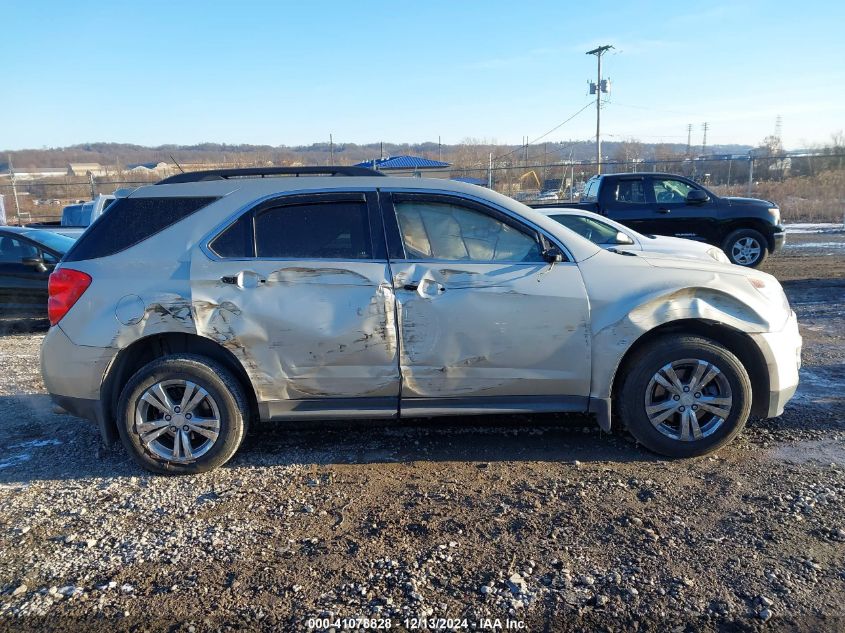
[41,167,801,474]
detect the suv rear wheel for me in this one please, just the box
[617,336,752,457]
[723,228,768,267]
[116,354,249,474]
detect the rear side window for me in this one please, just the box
[209,213,255,258]
[63,197,218,262]
[253,200,372,259]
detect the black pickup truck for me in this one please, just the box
[532,173,785,267]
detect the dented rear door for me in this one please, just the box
[189,191,400,418]
[382,192,591,410]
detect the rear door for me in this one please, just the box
[190,190,400,419]
[599,176,652,233]
[381,191,591,414]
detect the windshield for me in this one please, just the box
[21,229,77,254]
[549,214,628,245]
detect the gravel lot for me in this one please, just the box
[1,228,843,632]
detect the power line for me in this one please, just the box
[490,101,594,162]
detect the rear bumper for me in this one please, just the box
[750,311,802,418]
[41,326,119,443]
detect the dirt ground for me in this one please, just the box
[0,228,843,632]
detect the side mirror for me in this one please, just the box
[614,231,635,245]
[542,247,564,264]
[686,189,709,204]
[22,256,48,272]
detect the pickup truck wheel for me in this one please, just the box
[723,228,768,267]
[617,336,752,457]
[116,354,249,475]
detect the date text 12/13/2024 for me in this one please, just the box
[307,617,527,630]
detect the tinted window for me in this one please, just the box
[209,213,255,258]
[582,179,600,203]
[64,197,218,262]
[0,235,39,262]
[395,200,543,262]
[254,200,371,259]
[613,180,646,203]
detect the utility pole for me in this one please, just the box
[487,153,493,189]
[329,134,334,165]
[7,155,21,224]
[438,136,442,162]
[747,152,754,196]
[586,44,613,174]
[89,172,96,199]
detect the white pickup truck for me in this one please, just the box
[27,191,131,238]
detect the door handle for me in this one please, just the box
[221,271,265,288]
[401,281,446,293]
[657,208,671,214]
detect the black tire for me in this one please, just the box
[116,354,249,474]
[722,228,768,267]
[617,335,752,457]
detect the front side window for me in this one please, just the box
[614,180,646,204]
[254,200,371,259]
[582,179,600,203]
[653,178,695,204]
[394,200,543,262]
[0,236,39,262]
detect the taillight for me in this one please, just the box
[48,269,92,326]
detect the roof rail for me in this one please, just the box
[156,166,385,185]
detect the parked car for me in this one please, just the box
[41,167,801,474]
[0,227,77,319]
[530,173,785,267]
[536,207,730,263]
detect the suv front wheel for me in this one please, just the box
[116,354,249,474]
[617,336,752,457]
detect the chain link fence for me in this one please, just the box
[1,153,843,226]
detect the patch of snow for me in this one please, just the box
[10,439,62,449]
[0,454,32,470]
[784,242,845,249]
[784,223,844,234]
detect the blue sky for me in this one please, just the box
[3,0,843,150]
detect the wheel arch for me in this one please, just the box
[100,332,260,443]
[721,220,776,252]
[609,318,771,428]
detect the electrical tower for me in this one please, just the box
[774,115,783,146]
[701,122,709,154]
[686,124,692,156]
[586,45,613,173]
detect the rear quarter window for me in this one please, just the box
[63,196,218,262]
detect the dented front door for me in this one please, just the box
[384,192,592,406]
[189,191,400,415]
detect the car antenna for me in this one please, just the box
[170,154,185,174]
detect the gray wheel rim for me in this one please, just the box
[731,236,761,265]
[644,358,733,442]
[134,379,221,463]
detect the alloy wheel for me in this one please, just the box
[134,379,221,462]
[644,358,733,441]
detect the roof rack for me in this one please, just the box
[156,166,384,185]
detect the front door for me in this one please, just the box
[641,176,717,241]
[381,192,591,414]
[0,233,52,316]
[190,191,400,418]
